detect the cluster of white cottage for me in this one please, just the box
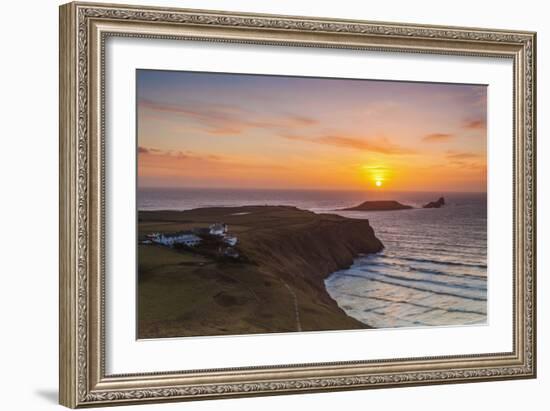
[146,223,238,248]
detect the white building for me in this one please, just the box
[152,232,202,247]
[223,235,238,246]
[209,223,228,236]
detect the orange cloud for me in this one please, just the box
[463,119,486,129]
[283,134,416,155]
[138,147,287,175]
[446,151,481,160]
[422,133,454,142]
[137,146,346,189]
[444,151,486,171]
[138,146,163,154]
[139,99,317,136]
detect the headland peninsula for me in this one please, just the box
[137,205,383,338]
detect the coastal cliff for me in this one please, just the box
[243,208,384,328]
[342,200,413,211]
[137,206,383,338]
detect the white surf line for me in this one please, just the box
[282,280,302,332]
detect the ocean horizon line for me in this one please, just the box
[137,186,488,195]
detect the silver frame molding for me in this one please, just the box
[59,2,537,408]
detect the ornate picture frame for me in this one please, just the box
[59,2,536,408]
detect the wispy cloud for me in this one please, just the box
[463,118,486,130]
[138,146,287,173]
[139,98,317,136]
[446,151,481,160]
[422,133,454,143]
[138,146,163,154]
[445,150,485,170]
[283,134,416,155]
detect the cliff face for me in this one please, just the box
[245,213,382,283]
[343,200,413,211]
[138,206,383,337]
[227,208,384,329]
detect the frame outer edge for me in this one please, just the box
[530,31,537,378]
[59,1,536,407]
[60,2,79,409]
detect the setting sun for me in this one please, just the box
[375,180,383,187]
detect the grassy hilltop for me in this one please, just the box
[138,205,383,338]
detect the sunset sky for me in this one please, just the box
[137,70,487,192]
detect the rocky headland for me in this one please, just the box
[137,205,384,338]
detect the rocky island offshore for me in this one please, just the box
[423,197,445,208]
[342,200,413,211]
[342,197,447,212]
[137,205,383,338]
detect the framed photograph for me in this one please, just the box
[59,2,536,408]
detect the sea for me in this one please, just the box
[138,188,487,329]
